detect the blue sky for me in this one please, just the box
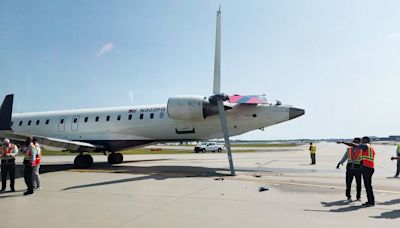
[1,0,400,140]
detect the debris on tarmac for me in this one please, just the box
[259,187,269,192]
[214,177,224,181]
[254,174,262,178]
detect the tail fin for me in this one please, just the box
[0,94,14,130]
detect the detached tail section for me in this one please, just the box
[0,94,13,131]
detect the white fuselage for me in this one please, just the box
[10,103,293,151]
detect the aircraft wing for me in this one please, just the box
[228,95,268,104]
[0,94,99,152]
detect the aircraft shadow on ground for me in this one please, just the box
[9,158,233,191]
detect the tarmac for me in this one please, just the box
[0,142,399,228]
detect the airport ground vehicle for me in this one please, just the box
[194,142,223,153]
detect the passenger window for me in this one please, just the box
[159,112,164,119]
[36,120,40,125]
[46,119,50,125]
[140,114,144,120]
[60,119,64,124]
[84,117,88,122]
[117,115,121,121]
[19,121,23,126]
[95,116,99,122]
[73,118,78,123]
[150,113,154,119]
[106,116,110,121]
[28,120,31,126]
[128,114,132,120]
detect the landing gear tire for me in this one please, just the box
[217,148,222,153]
[74,154,93,169]
[108,153,124,165]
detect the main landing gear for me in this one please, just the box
[107,152,124,165]
[73,152,124,168]
[74,154,94,169]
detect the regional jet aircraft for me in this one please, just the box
[0,9,304,175]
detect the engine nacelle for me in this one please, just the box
[167,96,219,120]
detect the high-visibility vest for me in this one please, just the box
[361,144,375,169]
[24,144,36,162]
[1,144,15,160]
[35,144,41,164]
[310,145,317,153]
[348,147,362,165]
[397,144,400,156]
[1,144,14,156]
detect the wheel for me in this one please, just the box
[201,149,206,153]
[115,153,123,164]
[217,148,222,153]
[108,153,124,164]
[108,153,117,164]
[74,154,93,168]
[212,150,215,153]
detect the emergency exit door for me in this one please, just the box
[58,116,66,132]
[71,115,79,131]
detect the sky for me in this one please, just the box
[1,0,400,140]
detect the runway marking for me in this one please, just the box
[232,177,400,194]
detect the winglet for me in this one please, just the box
[0,94,14,130]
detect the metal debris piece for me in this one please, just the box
[254,174,262,178]
[259,187,269,192]
[214,177,224,181]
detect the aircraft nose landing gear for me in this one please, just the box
[74,154,94,168]
[108,152,123,165]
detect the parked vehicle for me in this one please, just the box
[194,142,223,153]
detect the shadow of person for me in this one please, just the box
[378,198,400,206]
[321,200,353,207]
[370,210,400,219]
[329,205,362,213]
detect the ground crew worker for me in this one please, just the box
[336,138,362,201]
[32,137,41,189]
[23,137,36,195]
[359,136,375,207]
[309,142,316,165]
[0,138,18,192]
[390,144,400,177]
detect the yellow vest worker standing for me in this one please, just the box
[22,137,37,196]
[309,142,317,165]
[1,138,18,192]
[390,144,400,177]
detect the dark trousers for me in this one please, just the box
[346,168,361,199]
[396,159,400,176]
[24,165,34,193]
[310,153,316,164]
[1,163,15,190]
[361,166,375,204]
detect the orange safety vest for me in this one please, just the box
[36,145,41,164]
[361,144,375,169]
[24,145,35,161]
[1,144,15,156]
[348,147,362,165]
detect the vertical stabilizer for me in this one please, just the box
[0,94,14,130]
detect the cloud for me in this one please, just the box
[96,42,114,58]
[389,33,400,40]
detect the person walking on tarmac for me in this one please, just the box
[336,138,362,201]
[32,137,41,189]
[390,144,400,177]
[0,138,18,192]
[309,142,317,165]
[22,137,36,195]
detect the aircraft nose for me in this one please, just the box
[289,107,305,120]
